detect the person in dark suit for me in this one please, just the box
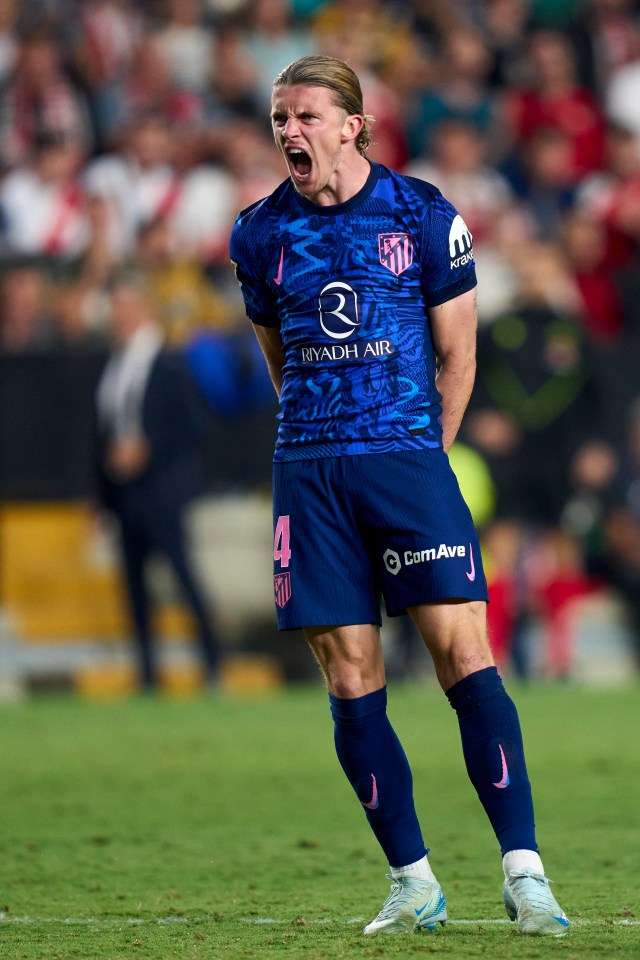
[95,271,220,690]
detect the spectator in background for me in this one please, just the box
[467,241,601,524]
[155,0,215,95]
[84,110,181,259]
[135,216,233,345]
[48,273,109,349]
[504,29,606,183]
[0,133,89,260]
[245,0,315,108]
[579,0,640,95]
[0,0,19,86]
[312,0,413,83]
[109,32,206,135]
[218,118,284,209]
[404,118,525,320]
[0,259,54,351]
[462,241,609,674]
[94,271,221,691]
[562,208,624,342]
[205,22,262,126]
[481,0,531,90]
[71,0,143,151]
[577,122,640,269]
[405,120,515,247]
[85,107,238,264]
[0,29,92,170]
[514,126,577,238]
[405,27,499,160]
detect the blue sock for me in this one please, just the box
[329,687,426,868]
[446,666,538,855]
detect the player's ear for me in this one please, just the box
[341,113,364,145]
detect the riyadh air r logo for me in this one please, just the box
[449,215,473,269]
[379,232,414,276]
[318,281,359,340]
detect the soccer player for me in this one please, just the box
[230,55,569,938]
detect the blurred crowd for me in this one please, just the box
[2,0,640,676]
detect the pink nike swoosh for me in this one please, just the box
[362,773,379,809]
[492,744,510,789]
[273,245,284,285]
[466,543,476,582]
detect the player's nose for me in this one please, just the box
[281,116,301,138]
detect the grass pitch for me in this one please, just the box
[0,679,638,959]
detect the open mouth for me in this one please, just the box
[287,148,312,180]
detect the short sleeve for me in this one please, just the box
[419,193,477,308]
[229,215,279,328]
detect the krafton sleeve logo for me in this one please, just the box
[448,215,473,268]
[318,281,360,339]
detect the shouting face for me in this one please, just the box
[271,83,364,205]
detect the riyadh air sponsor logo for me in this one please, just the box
[318,280,359,340]
[299,338,396,364]
[449,215,473,269]
[383,543,468,575]
[307,279,397,363]
[378,232,414,276]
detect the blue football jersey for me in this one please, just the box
[230,162,476,462]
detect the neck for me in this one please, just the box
[312,154,371,207]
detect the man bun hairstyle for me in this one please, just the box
[273,55,374,155]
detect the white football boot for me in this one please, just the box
[363,875,447,935]
[503,868,569,936]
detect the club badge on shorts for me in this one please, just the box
[274,572,292,608]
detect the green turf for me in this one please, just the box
[0,680,638,959]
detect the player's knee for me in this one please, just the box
[431,638,494,687]
[322,653,385,699]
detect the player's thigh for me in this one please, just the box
[272,459,380,629]
[305,622,386,698]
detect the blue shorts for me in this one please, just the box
[271,448,488,630]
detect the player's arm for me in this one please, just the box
[430,287,477,453]
[253,324,285,397]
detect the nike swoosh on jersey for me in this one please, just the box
[273,245,284,285]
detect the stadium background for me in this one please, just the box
[1,0,640,693]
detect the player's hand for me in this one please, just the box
[105,437,151,482]
[465,410,521,455]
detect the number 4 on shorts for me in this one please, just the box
[274,515,291,568]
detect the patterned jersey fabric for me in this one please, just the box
[230,161,476,461]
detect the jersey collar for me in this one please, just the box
[291,161,381,216]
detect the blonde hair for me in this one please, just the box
[273,56,374,155]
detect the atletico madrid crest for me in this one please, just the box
[378,232,414,276]
[274,572,292,608]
